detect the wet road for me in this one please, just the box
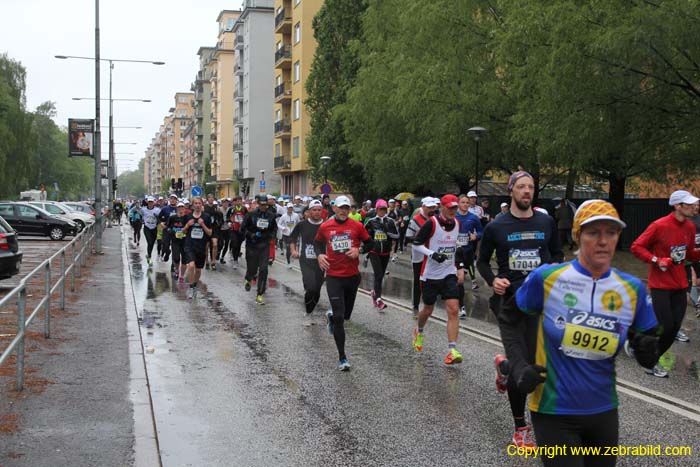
[123,227,700,466]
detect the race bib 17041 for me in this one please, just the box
[508,248,541,272]
[330,234,351,252]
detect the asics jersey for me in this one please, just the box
[516,260,657,415]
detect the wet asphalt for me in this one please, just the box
[124,228,700,466]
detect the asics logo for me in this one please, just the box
[571,312,616,331]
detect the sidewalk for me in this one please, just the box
[0,228,134,467]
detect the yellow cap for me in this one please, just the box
[572,200,626,243]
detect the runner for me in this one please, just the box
[217,198,231,264]
[496,202,509,219]
[466,191,485,218]
[140,196,161,266]
[411,194,465,364]
[513,199,658,466]
[167,202,189,281]
[289,199,325,314]
[455,194,483,318]
[397,200,411,253]
[158,194,179,265]
[128,202,143,245]
[241,195,278,305]
[226,196,248,269]
[203,194,221,270]
[182,196,213,299]
[365,199,399,310]
[405,197,438,317]
[292,195,305,216]
[277,202,301,269]
[630,190,700,377]
[476,170,562,450]
[314,195,371,371]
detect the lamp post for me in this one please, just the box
[467,126,487,194]
[320,156,331,183]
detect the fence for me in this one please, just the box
[0,224,96,390]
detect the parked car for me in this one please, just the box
[0,202,78,240]
[28,201,94,232]
[0,215,22,279]
[63,201,95,216]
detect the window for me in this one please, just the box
[0,205,14,217]
[276,75,282,86]
[294,61,300,82]
[275,109,281,122]
[18,205,39,218]
[178,96,187,103]
[293,137,300,159]
[45,204,64,215]
[295,0,301,6]
[293,99,300,120]
[275,143,281,158]
[294,22,301,44]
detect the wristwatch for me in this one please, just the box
[651,256,658,265]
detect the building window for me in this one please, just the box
[294,61,300,82]
[295,0,301,6]
[293,99,300,120]
[276,75,282,86]
[275,143,281,158]
[178,96,187,103]
[293,137,300,159]
[294,22,301,44]
[275,109,281,122]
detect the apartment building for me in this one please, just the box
[182,120,197,189]
[163,92,195,187]
[191,46,216,189]
[273,0,323,195]
[232,0,277,198]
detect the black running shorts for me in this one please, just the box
[184,245,207,269]
[421,274,460,305]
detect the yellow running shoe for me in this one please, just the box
[256,294,265,305]
[412,328,423,352]
[445,348,463,365]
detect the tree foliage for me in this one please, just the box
[117,158,145,198]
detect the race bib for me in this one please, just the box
[256,218,269,229]
[305,244,317,259]
[561,323,619,360]
[695,233,700,248]
[286,222,295,230]
[146,216,156,225]
[173,228,185,239]
[436,246,456,261]
[508,248,541,271]
[330,234,351,252]
[456,233,470,246]
[670,245,686,264]
[403,215,409,221]
[190,227,204,240]
[234,214,244,224]
[374,230,388,241]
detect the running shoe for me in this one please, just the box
[412,307,419,320]
[675,330,690,342]
[645,364,669,378]
[371,289,377,307]
[459,306,467,319]
[338,358,350,371]
[511,425,537,450]
[376,298,387,311]
[444,348,463,365]
[232,260,238,270]
[147,257,152,266]
[205,262,210,270]
[412,328,424,352]
[494,354,509,394]
[173,271,179,280]
[178,276,185,283]
[220,259,226,264]
[211,263,217,271]
[288,264,293,269]
[326,310,334,335]
[471,280,479,290]
[244,280,251,291]
[268,259,274,266]
[187,286,197,300]
[256,294,265,305]
[624,339,635,358]
[391,255,397,263]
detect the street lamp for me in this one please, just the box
[467,126,487,194]
[320,156,331,184]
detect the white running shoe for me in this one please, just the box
[459,306,467,319]
[645,364,668,378]
[675,330,690,342]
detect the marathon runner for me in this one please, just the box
[411,194,465,365]
[289,199,325,314]
[397,200,411,253]
[630,190,700,377]
[128,202,143,246]
[203,197,223,270]
[241,195,278,305]
[514,200,658,466]
[365,199,399,310]
[476,170,562,450]
[167,202,189,282]
[226,196,247,269]
[314,195,371,371]
[158,194,179,265]
[405,197,438,317]
[456,194,483,317]
[277,202,301,269]
[140,196,161,266]
[182,197,213,299]
[217,198,231,264]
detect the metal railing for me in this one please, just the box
[0,224,96,390]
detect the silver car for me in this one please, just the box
[29,201,95,232]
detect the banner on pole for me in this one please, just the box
[68,118,95,157]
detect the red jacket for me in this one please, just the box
[630,213,700,290]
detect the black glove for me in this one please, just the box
[631,334,659,369]
[431,252,448,263]
[516,364,547,393]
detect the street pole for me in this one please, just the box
[474,138,480,194]
[109,60,115,202]
[94,0,102,253]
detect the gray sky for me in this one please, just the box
[1,0,243,175]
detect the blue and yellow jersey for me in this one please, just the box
[516,260,657,415]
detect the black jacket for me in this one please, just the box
[241,208,277,246]
[365,215,399,255]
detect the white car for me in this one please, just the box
[29,201,95,232]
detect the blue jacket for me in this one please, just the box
[455,211,483,253]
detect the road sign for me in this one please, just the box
[191,185,202,197]
[321,183,332,195]
[259,180,266,193]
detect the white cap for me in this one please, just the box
[278,196,285,201]
[388,198,396,203]
[169,193,178,198]
[286,202,294,208]
[467,191,477,197]
[365,200,372,205]
[500,202,508,208]
[294,195,302,200]
[335,195,351,207]
[213,200,218,205]
[158,196,164,200]
[309,200,322,208]
[267,194,275,200]
[669,190,699,206]
[422,197,438,207]
[183,198,190,204]
[534,207,549,215]
[176,202,185,207]
[146,196,155,202]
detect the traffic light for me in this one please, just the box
[171,178,176,189]
[112,179,117,192]
[177,178,183,190]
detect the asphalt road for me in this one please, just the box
[126,227,700,467]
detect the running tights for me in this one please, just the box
[300,259,324,313]
[326,274,361,360]
[650,288,687,356]
[369,253,390,298]
[219,230,230,259]
[132,221,142,244]
[245,243,270,294]
[412,262,422,309]
[144,227,157,258]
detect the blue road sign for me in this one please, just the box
[191,185,202,197]
[321,183,332,195]
[259,180,266,191]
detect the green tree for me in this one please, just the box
[117,158,145,198]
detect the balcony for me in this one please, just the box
[235,66,243,77]
[274,119,291,137]
[235,35,244,50]
[274,156,292,171]
[234,87,243,102]
[234,168,244,179]
[234,113,243,128]
[195,109,203,118]
[274,8,292,34]
[274,45,292,69]
[234,142,243,153]
[210,132,217,141]
[274,81,292,103]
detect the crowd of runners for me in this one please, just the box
[113,174,700,466]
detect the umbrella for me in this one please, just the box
[394,192,415,201]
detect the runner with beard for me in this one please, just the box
[289,199,325,314]
[477,171,562,450]
[226,197,247,269]
[182,197,213,299]
[241,195,278,305]
[167,202,189,282]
